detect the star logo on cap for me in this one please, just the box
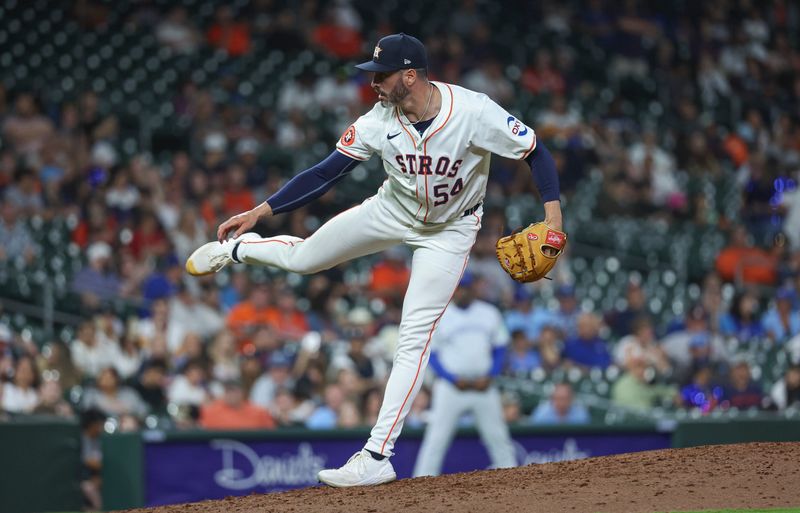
[373,45,382,60]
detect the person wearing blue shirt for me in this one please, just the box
[561,313,611,369]
[530,383,590,425]
[504,286,558,341]
[761,287,800,342]
[505,329,542,375]
[719,291,764,343]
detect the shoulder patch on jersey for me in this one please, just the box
[340,125,356,146]
[506,116,528,137]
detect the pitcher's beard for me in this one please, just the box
[378,81,410,107]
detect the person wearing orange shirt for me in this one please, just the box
[264,289,309,341]
[226,284,272,352]
[368,247,410,306]
[200,379,276,430]
[206,6,250,57]
[715,225,778,286]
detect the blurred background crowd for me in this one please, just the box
[1,0,800,504]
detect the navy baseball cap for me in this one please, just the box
[356,33,428,73]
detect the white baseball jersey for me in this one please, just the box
[431,299,509,379]
[336,82,537,223]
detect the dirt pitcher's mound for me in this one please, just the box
[128,442,800,513]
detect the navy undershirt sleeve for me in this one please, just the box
[266,150,359,215]
[524,141,560,203]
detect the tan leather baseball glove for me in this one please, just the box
[496,222,567,283]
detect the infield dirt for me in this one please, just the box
[126,442,800,513]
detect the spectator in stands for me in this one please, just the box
[169,206,208,266]
[250,350,295,410]
[209,330,240,383]
[605,281,649,338]
[310,6,363,60]
[1,355,40,413]
[551,284,581,339]
[306,383,345,429]
[33,379,74,417]
[40,340,81,391]
[680,363,723,413]
[0,201,38,264]
[4,167,44,214]
[761,286,800,342]
[627,130,682,209]
[562,313,611,370]
[227,283,273,350]
[167,358,210,410]
[661,305,730,383]
[81,367,148,419]
[337,399,362,428]
[155,6,200,54]
[536,326,564,371]
[223,163,256,217]
[264,288,309,342]
[1,91,54,158]
[330,327,386,387]
[270,387,306,427]
[368,247,411,306]
[505,329,541,376]
[715,225,778,286]
[614,316,671,376]
[468,233,516,305]
[405,386,430,429]
[504,287,555,341]
[207,6,251,57]
[522,49,566,96]
[770,365,800,411]
[167,283,225,352]
[140,254,184,307]
[612,358,678,410]
[200,378,276,430]
[721,358,765,410]
[536,94,582,143]
[530,383,590,425]
[719,290,765,343]
[72,241,121,309]
[133,359,168,415]
[114,330,143,381]
[220,269,251,313]
[462,59,514,106]
[70,319,117,379]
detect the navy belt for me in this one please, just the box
[462,202,482,218]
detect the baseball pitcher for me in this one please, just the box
[186,33,566,487]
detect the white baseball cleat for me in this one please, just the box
[318,450,397,487]
[185,233,261,276]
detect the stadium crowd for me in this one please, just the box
[1,0,800,492]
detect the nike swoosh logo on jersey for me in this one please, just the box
[387,132,401,140]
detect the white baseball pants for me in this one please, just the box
[236,193,482,456]
[413,379,517,476]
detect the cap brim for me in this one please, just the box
[355,60,399,72]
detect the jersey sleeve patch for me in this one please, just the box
[340,125,356,147]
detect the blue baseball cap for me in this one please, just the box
[356,33,428,73]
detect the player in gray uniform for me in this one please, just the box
[187,33,563,487]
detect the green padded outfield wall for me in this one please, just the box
[672,417,800,448]
[0,417,82,513]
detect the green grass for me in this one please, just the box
[663,508,800,513]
